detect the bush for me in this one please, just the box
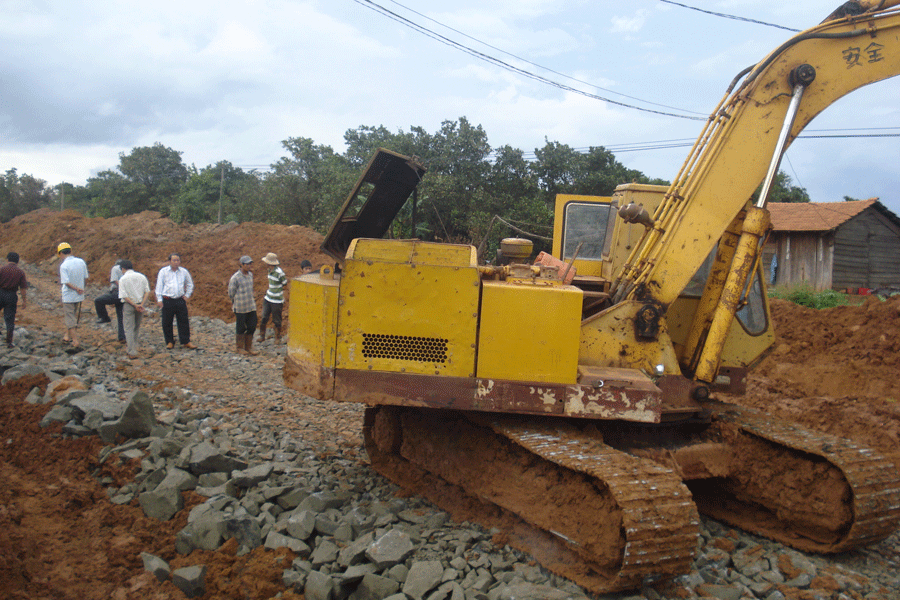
[768,284,849,309]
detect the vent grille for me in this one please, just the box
[362,333,448,363]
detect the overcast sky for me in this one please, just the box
[2,0,898,216]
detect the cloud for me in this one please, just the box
[0,0,897,220]
[610,10,649,35]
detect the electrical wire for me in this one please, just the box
[383,0,706,116]
[351,0,705,121]
[659,0,800,32]
[783,154,805,191]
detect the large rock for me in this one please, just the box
[305,570,335,600]
[337,531,375,567]
[402,560,444,600]
[69,393,124,421]
[349,573,400,600]
[365,530,414,569]
[224,514,263,555]
[140,552,171,582]
[231,463,274,488]
[310,539,340,567]
[186,441,247,475]
[177,516,225,554]
[148,437,185,458]
[24,387,43,404]
[1,363,46,386]
[172,565,206,598]
[39,405,75,428]
[43,375,88,403]
[99,391,156,442]
[264,531,311,556]
[297,491,349,513]
[139,486,184,521]
[156,467,198,493]
[285,510,317,541]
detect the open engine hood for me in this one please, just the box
[321,148,427,264]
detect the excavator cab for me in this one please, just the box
[551,186,775,387]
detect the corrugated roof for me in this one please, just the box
[768,199,880,231]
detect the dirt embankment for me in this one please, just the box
[0,209,335,323]
[732,296,900,470]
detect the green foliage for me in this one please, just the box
[9,117,677,243]
[118,143,189,213]
[768,284,849,309]
[753,171,810,204]
[0,169,53,222]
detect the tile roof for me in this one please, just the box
[768,199,879,231]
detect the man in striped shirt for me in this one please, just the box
[258,252,290,344]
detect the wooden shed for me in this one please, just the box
[762,199,900,291]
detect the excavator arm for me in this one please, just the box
[616,2,900,305]
[592,2,900,381]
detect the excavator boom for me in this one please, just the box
[613,4,900,306]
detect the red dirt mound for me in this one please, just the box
[0,209,335,323]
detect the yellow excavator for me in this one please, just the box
[285,1,900,593]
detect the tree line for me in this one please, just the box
[1,117,811,249]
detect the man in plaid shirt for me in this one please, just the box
[228,255,258,355]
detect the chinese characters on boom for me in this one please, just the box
[843,42,885,67]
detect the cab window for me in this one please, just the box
[682,247,768,335]
[562,202,615,261]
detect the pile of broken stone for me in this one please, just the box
[2,356,588,600]
[3,339,899,600]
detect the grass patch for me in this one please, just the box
[768,284,849,309]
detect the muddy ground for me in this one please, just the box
[1,209,899,599]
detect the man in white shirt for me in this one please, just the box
[154,253,197,350]
[57,242,89,348]
[117,260,150,359]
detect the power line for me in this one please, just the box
[659,0,800,32]
[784,154,805,191]
[240,128,898,171]
[351,0,705,121]
[796,133,900,138]
[513,128,899,159]
[384,0,705,116]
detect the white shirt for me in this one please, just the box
[109,264,123,285]
[59,255,89,303]
[155,266,194,300]
[119,270,151,305]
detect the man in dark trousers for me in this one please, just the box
[0,252,28,348]
[154,253,197,350]
[229,255,258,355]
[94,259,126,343]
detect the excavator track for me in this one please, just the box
[695,402,900,553]
[364,406,699,594]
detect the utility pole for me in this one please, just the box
[60,183,65,211]
[217,164,224,225]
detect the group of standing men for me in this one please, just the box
[56,243,195,358]
[228,253,310,355]
[0,243,311,358]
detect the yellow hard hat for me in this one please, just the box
[57,242,71,253]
